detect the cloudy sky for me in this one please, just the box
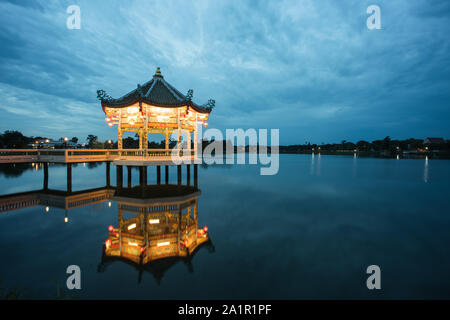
[0,0,449,144]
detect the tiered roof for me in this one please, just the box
[97,67,214,113]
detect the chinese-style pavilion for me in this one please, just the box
[97,67,214,157]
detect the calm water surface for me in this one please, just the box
[0,154,449,299]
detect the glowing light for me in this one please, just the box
[149,219,160,224]
[156,115,170,122]
[105,117,110,122]
[128,242,138,246]
[157,241,170,247]
[45,206,50,212]
[203,122,208,127]
[108,123,113,127]
[127,106,139,114]
[127,223,137,230]
[108,225,114,232]
[64,217,68,223]
[64,137,68,141]
[108,201,111,207]
[203,226,208,232]
[105,239,111,248]
[140,247,146,253]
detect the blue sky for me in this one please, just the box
[0,0,449,144]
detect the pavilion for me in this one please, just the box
[97,67,214,160]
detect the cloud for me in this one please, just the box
[0,0,449,143]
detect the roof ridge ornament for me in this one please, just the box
[154,67,163,77]
[96,89,112,102]
[186,89,193,101]
[202,99,215,110]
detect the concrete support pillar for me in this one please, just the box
[67,163,72,193]
[43,162,49,191]
[187,164,191,186]
[139,167,144,186]
[157,166,161,185]
[116,165,123,189]
[194,164,198,189]
[177,165,182,186]
[143,166,147,185]
[127,166,132,188]
[165,165,169,184]
[106,162,111,187]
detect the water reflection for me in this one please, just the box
[424,156,429,183]
[0,164,214,284]
[99,184,214,284]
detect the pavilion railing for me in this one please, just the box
[0,148,196,163]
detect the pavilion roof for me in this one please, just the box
[97,67,214,114]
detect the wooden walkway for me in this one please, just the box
[0,149,196,165]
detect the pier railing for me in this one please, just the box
[0,149,195,163]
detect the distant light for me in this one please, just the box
[149,219,160,224]
[108,225,114,232]
[108,201,111,207]
[128,242,138,246]
[108,123,113,127]
[64,137,68,141]
[203,122,208,127]
[203,226,208,232]
[64,217,68,223]
[157,241,170,247]
[45,206,50,212]
[127,223,137,230]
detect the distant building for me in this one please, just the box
[423,137,445,145]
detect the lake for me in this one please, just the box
[0,154,449,299]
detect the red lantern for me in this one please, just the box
[108,225,114,232]
[203,226,208,232]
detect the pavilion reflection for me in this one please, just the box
[0,166,214,283]
[98,184,214,284]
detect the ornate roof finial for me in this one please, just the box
[186,89,193,101]
[137,83,144,97]
[154,67,162,77]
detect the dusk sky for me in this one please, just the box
[0,0,449,144]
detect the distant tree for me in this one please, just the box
[0,130,30,148]
[86,135,98,147]
[71,137,78,144]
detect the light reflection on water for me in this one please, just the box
[0,154,450,299]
